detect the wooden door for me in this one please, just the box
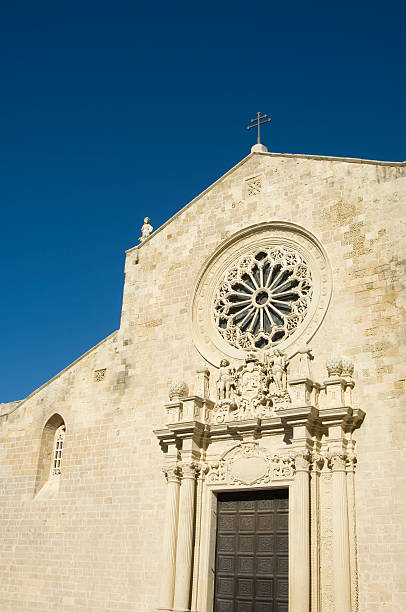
[214,489,288,612]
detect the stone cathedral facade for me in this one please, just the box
[0,144,405,612]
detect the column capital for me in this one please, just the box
[197,462,210,479]
[293,451,312,472]
[179,461,200,480]
[162,465,181,484]
[328,452,348,472]
[310,452,325,473]
[345,453,357,473]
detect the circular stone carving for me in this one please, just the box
[213,245,312,351]
[191,222,332,366]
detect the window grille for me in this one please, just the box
[52,425,66,476]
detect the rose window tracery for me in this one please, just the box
[213,246,313,351]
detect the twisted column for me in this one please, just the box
[331,453,351,612]
[291,452,310,612]
[158,466,181,611]
[173,462,198,611]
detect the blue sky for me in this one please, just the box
[1,1,405,402]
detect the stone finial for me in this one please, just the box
[326,355,343,378]
[340,357,354,378]
[168,379,189,401]
[139,217,153,242]
[251,143,268,153]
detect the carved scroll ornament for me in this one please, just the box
[206,442,294,486]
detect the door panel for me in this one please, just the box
[214,489,288,612]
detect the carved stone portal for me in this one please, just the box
[155,348,365,612]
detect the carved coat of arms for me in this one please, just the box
[212,351,290,424]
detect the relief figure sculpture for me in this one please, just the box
[267,348,289,397]
[216,359,235,401]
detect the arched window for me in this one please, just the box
[34,414,66,496]
[52,425,66,476]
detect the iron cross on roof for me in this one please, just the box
[246,112,271,145]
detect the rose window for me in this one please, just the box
[213,246,313,351]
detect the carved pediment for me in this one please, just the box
[206,442,294,486]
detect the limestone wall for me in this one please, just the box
[0,151,405,611]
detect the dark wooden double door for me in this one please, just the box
[214,489,288,612]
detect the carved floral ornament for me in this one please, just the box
[206,443,294,486]
[161,447,356,487]
[191,223,332,366]
[204,443,338,486]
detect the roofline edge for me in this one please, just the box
[126,151,405,254]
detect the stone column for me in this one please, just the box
[331,453,351,612]
[173,462,198,611]
[291,452,310,612]
[191,465,207,611]
[158,466,181,611]
[310,454,323,612]
[346,454,359,612]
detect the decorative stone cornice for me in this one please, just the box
[319,406,365,433]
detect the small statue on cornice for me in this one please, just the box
[216,359,236,401]
[267,348,289,397]
[139,217,153,242]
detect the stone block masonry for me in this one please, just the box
[0,150,405,611]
